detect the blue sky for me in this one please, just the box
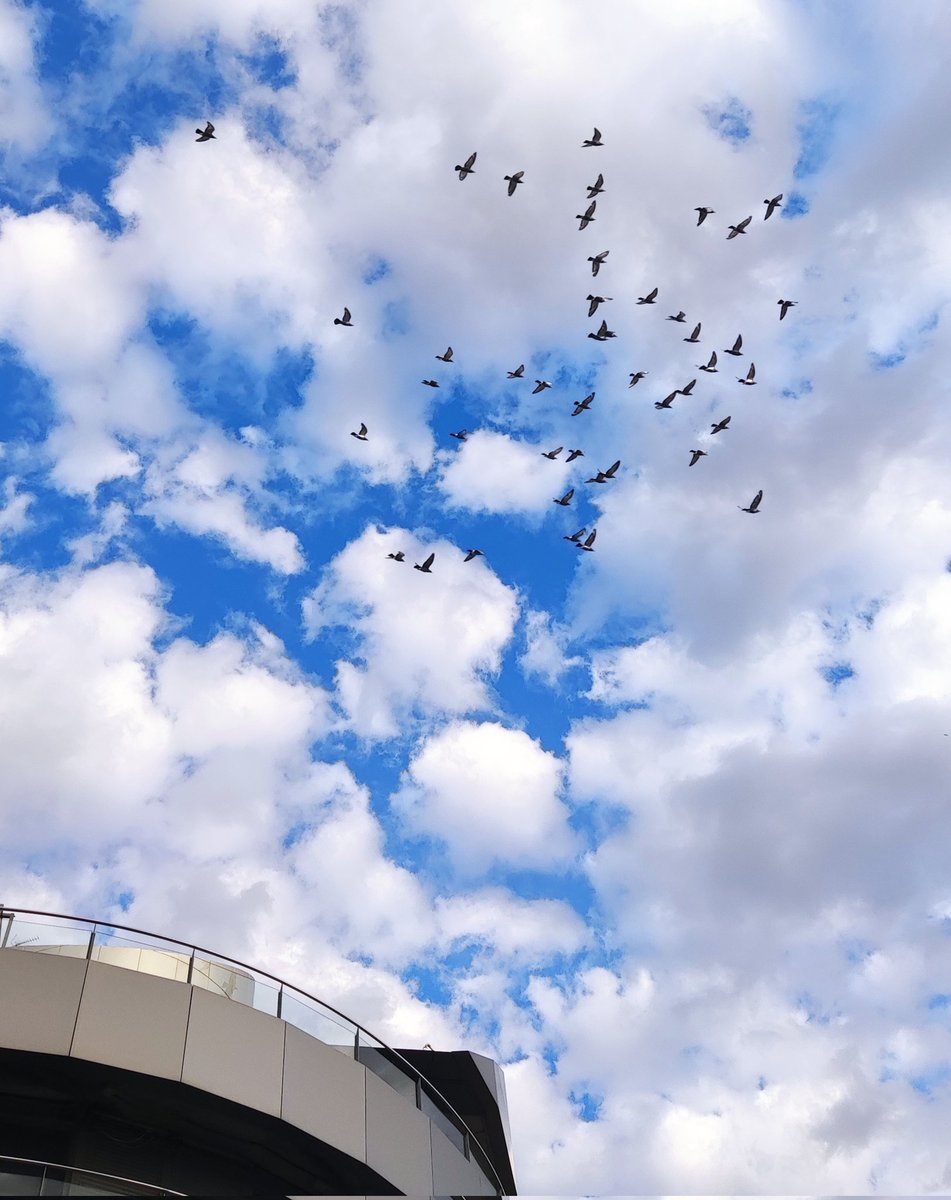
[1,0,951,1193]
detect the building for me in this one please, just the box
[0,906,516,1197]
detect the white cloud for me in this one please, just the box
[437,430,573,515]
[0,1,52,154]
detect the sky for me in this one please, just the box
[1,0,950,1192]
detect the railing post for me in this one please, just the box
[463,1131,471,1161]
[353,1028,360,1061]
[85,925,96,961]
[415,1075,422,1110]
[276,983,283,1020]
[0,908,12,948]
[186,947,195,985]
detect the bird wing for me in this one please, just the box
[737,215,752,231]
[507,177,517,195]
[709,351,718,367]
[733,335,742,352]
[358,422,367,436]
[597,319,608,336]
[343,307,351,322]
[564,489,575,503]
[592,128,601,141]
[568,528,585,541]
[605,459,621,477]
[584,200,597,219]
[750,490,762,510]
[204,122,214,134]
[584,529,597,548]
[464,152,476,169]
[646,287,658,301]
[748,363,756,380]
[422,552,435,569]
[587,298,597,317]
[690,323,701,339]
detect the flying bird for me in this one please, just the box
[566,449,584,462]
[553,489,575,506]
[689,450,708,466]
[582,127,603,147]
[694,206,714,225]
[334,307,353,326]
[655,391,678,409]
[588,251,609,276]
[726,216,752,239]
[629,371,648,387]
[455,152,476,180]
[507,364,525,378]
[564,527,586,543]
[738,363,756,385]
[586,471,608,483]
[414,552,436,572]
[541,446,564,459]
[778,299,797,320]
[450,429,468,440]
[710,415,731,434]
[504,170,524,195]
[577,200,597,230]
[387,551,405,561]
[463,549,484,562]
[436,346,454,362]
[637,287,658,304]
[350,422,368,441]
[195,121,216,142]
[586,173,605,198]
[422,379,440,387]
[587,294,612,317]
[577,529,597,551]
[602,459,622,479]
[739,490,763,513]
[724,334,743,356]
[684,323,702,343]
[699,351,718,373]
[533,380,552,394]
[667,311,686,323]
[679,378,697,395]
[764,193,783,220]
[588,319,615,341]
[572,392,595,415]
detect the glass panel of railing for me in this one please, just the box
[357,1041,419,1104]
[246,971,281,1019]
[419,1083,467,1155]
[91,928,197,985]
[0,912,91,954]
[280,989,357,1054]
[0,1166,42,1195]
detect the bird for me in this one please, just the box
[587,294,612,317]
[414,552,436,572]
[586,470,608,483]
[667,311,686,323]
[764,194,783,220]
[541,446,563,459]
[694,206,714,225]
[684,323,702,343]
[588,319,615,341]
[195,121,216,142]
[450,429,468,441]
[738,363,756,385]
[577,529,597,551]
[679,378,697,395]
[637,287,658,304]
[629,371,648,387]
[553,489,575,506]
[436,346,454,362]
[533,380,552,394]
[334,307,353,326]
[739,490,763,513]
[588,251,609,276]
[508,364,525,378]
[582,127,603,147]
[463,549,484,562]
[655,391,678,409]
[564,527,586,543]
[387,551,405,561]
[422,379,440,387]
[350,423,368,441]
[778,299,797,321]
[566,449,584,462]
[586,173,605,198]
[455,152,476,180]
[710,415,731,434]
[724,334,743,356]
[504,171,524,195]
[577,200,597,230]
[699,351,718,373]
[572,392,595,415]
[689,450,707,467]
[727,216,752,239]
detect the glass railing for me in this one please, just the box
[0,1154,182,1196]
[0,907,502,1194]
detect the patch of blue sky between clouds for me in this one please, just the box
[794,97,842,179]
[362,257,391,285]
[910,1063,951,1098]
[781,378,814,400]
[781,191,810,219]
[570,1090,603,1122]
[927,993,951,1011]
[821,662,855,688]
[702,97,752,144]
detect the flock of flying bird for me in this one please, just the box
[199,121,798,572]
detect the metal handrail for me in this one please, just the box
[0,905,504,1194]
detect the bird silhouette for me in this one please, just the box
[679,378,697,395]
[504,171,524,195]
[387,551,405,561]
[738,363,756,385]
[450,429,468,440]
[778,299,797,320]
[455,152,476,180]
[699,351,718,373]
[637,287,658,304]
[588,251,609,276]
[195,121,216,142]
[587,294,612,317]
[710,416,731,434]
[586,173,605,198]
[566,449,584,462]
[739,490,763,513]
[577,200,597,230]
[586,471,608,484]
[724,334,743,356]
[334,307,353,326]
[655,391,678,409]
[684,323,702,343]
[464,549,484,562]
[582,127,603,147]
[689,450,707,466]
[414,552,436,572]
[541,446,564,459]
[667,311,686,323]
[727,216,752,239]
[436,346,454,362]
[588,319,615,341]
[350,423,368,441]
[508,364,525,378]
[553,489,575,506]
[694,206,714,225]
[533,380,552,394]
[422,379,440,387]
[572,392,595,415]
[587,459,621,483]
[628,371,648,387]
[564,527,586,543]
[764,194,783,220]
[578,529,597,551]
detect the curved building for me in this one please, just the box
[0,907,516,1197]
